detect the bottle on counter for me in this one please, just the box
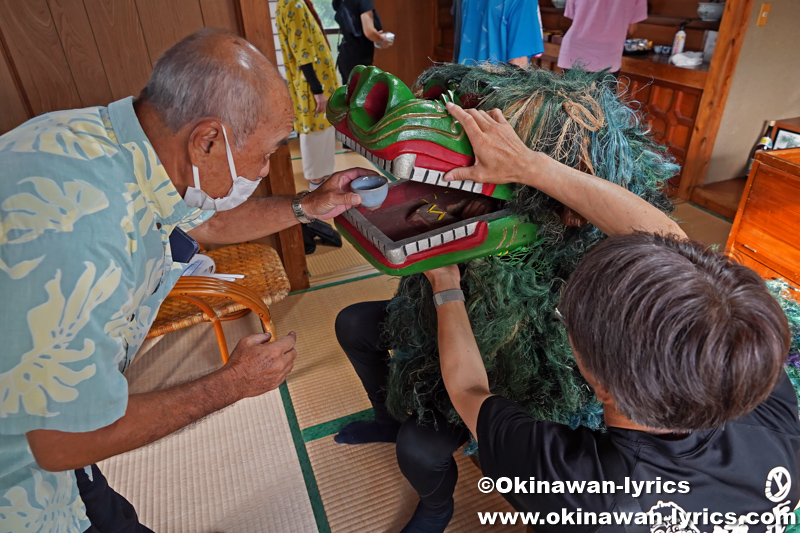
[671,22,687,56]
[747,120,776,175]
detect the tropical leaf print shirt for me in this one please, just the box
[276,0,339,135]
[0,97,212,532]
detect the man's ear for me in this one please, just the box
[593,382,615,405]
[188,120,222,167]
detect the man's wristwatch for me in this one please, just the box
[292,191,313,224]
[433,289,465,308]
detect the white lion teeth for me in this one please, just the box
[335,130,483,194]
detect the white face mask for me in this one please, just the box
[184,125,262,211]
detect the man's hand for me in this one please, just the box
[314,94,328,114]
[302,167,373,220]
[443,103,539,186]
[423,264,461,294]
[376,32,394,49]
[224,332,297,399]
[26,332,298,472]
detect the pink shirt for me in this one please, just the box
[557,0,648,72]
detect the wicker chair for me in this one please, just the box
[146,243,291,364]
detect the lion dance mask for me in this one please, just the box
[328,63,678,431]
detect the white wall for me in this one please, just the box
[704,0,800,184]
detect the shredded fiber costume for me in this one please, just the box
[0,98,210,532]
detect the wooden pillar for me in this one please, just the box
[236,0,310,290]
[677,0,756,200]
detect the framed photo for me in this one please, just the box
[774,128,800,150]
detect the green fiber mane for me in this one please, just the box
[382,64,678,430]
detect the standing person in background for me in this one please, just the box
[277,0,344,253]
[276,0,338,191]
[557,0,647,78]
[457,0,543,68]
[333,0,394,83]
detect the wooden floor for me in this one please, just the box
[690,177,747,221]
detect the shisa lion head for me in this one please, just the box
[326,63,676,277]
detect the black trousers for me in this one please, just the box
[335,301,470,509]
[76,464,154,533]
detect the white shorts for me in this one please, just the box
[299,127,335,182]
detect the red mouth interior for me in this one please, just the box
[357,181,502,241]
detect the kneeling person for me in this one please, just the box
[424,104,800,529]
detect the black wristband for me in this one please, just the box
[299,63,323,94]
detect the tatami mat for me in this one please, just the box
[307,436,525,533]
[100,314,316,533]
[305,227,377,283]
[272,275,400,430]
[673,201,732,247]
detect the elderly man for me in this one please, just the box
[0,28,366,532]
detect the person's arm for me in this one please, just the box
[27,332,297,472]
[188,167,369,244]
[360,10,386,43]
[504,0,541,68]
[299,63,328,114]
[422,265,489,437]
[508,56,529,68]
[443,103,686,239]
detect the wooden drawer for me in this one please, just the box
[734,248,790,283]
[732,164,800,286]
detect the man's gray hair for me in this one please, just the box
[140,28,274,148]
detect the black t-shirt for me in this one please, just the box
[338,0,382,67]
[477,372,800,532]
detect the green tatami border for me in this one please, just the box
[301,408,374,443]
[279,382,331,533]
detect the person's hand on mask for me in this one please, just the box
[314,94,328,114]
[443,103,537,186]
[302,167,373,220]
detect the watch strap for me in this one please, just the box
[433,289,465,308]
[292,190,313,224]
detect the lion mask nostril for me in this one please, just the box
[363,81,390,122]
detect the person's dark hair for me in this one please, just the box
[559,232,790,431]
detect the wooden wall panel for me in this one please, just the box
[0,40,30,132]
[48,0,114,107]
[236,0,275,63]
[372,0,436,88]
[135,0,206,64]
[199,0,240,33]
[83,0,152,100]
[0,0,82,115]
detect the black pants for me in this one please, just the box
[76,464,153,533]
[335,301,470,510]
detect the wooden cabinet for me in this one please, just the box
[726,148,800,289]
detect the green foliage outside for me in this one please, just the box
[311,0,338,30]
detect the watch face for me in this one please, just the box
[327,65,539,276]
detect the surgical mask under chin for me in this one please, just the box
[184,125,262,211]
